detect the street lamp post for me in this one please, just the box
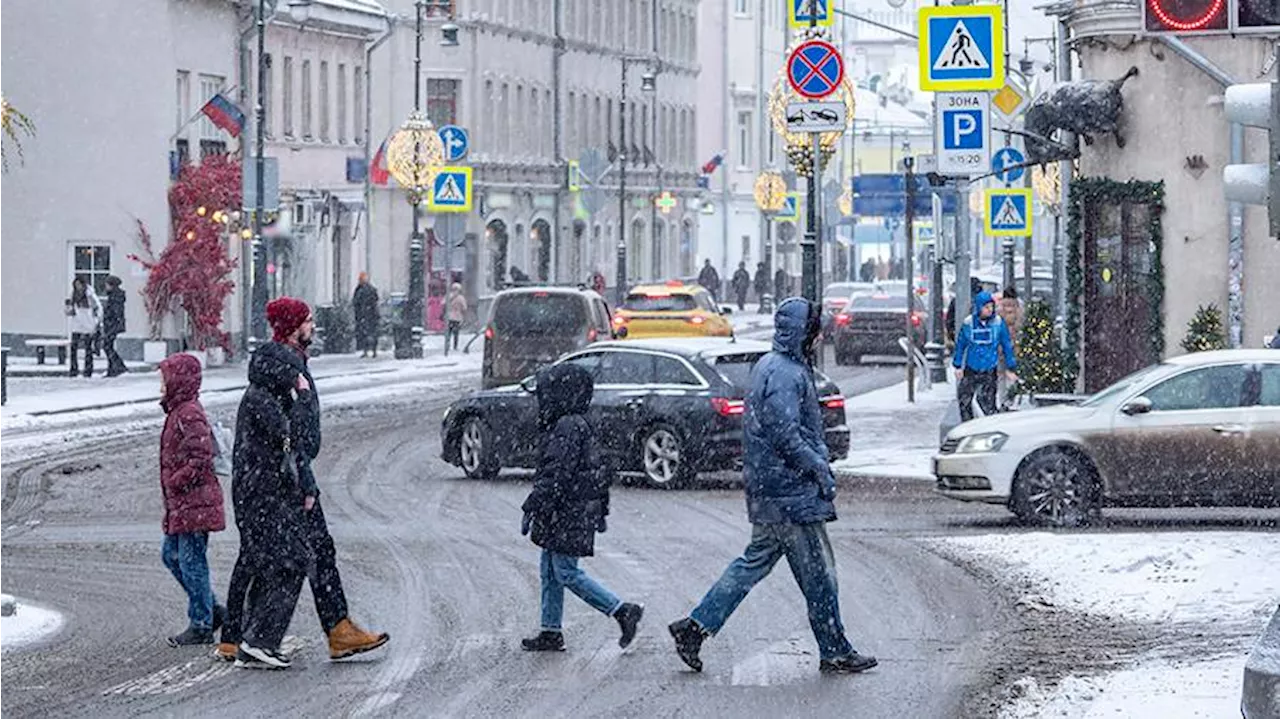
[615,57,655,308]
[407,0,426,358]
[250,0,269,349]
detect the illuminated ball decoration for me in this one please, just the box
[385,110,445,204]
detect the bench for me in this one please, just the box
[24,338,71,365]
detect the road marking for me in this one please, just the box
[729,637,816,686]
[103,636,308,697]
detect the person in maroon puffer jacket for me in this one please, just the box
[158,353,227,647]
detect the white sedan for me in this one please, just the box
[934,350,1280,527]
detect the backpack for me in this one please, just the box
[211,421,233,477]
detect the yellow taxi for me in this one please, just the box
[613,281,734,339]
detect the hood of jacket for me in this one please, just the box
[772,297,817,360]
[536,363,594,429]
[972,290,996,325]
[159,353,202,412]
[249,341,304,398]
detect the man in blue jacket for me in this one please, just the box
[954,290,1019,421]
[667,298,877,675]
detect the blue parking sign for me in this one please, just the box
[942,110,984,150]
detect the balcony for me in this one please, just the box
[1050,0,1142,39]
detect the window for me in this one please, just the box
[596,351,655,386]
[714,353,766,390]
[263,54,274,138]
[198,74,226,140]
[1144,365,1252,412]
[561,352,605,376]
[282,57,294,136]
[530,88,541,158]
[337,64,347,143]
[301,59,312,139]
[319,61,330,141]
[734,0,749,15]
[568,92,577,155]
[175,71,190,135]
[353,65,363,143]
[1257,364,1280,406]
[499,83,510,154]
[427,78,459,128]
[72,245,112,296]
[483,80,494,154]
[514,85,525,156]
[736,111,753,168]
[654,356,701,386]
[200,139,227,158]
[424,0,454,17]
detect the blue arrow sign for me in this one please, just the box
[992,146,1025,184]
[438,125,469,162]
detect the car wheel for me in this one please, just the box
[640,424,691,489]
[458,417,500,480]
[1010,448,1098,528]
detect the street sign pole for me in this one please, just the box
[804,131,820,304]
[956,181,972,339]
[904,156,916,403]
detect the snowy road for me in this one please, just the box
[2,372,1002,719]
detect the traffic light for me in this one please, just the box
[1223,79,1280,239]
[1144,0,1228,32]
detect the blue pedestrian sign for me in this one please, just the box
[774,193,800,222]
[426,166,473,213]
[786,40,844,100]
[985,188,1032,237]
[438,125,469,162]
[788,0,832,28]
[918,5,1004,92]
[992,146,1026,185]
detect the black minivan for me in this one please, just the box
[481,287,614,388]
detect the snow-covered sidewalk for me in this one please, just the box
[929,532,1280,718]
[0,594,64,653]
[831,378,953,480]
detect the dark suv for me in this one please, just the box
[481,287,614,388]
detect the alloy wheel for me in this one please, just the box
[643,429,681,486]
[460,420,484,474]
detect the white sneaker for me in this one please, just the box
[235,642,291,669]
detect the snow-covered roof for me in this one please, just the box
[851,87,930,130]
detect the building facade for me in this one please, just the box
[2,0,242,356]
[367,0,702,323]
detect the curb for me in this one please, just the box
[1242,605,1280,719]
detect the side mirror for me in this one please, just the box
[615,326,629,339]
[720,305,734,316]
[1121,396,1153,416]
[519,376,537,394]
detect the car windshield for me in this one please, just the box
[711,352,765,390]
[492,294,586,335]
[1079,363,1170,407]
[623,293,697,312]
[824,283,869,301]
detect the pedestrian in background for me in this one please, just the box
[352,272,380,358]
[446,282,467,355]
[591,269,607,297]
[731,262,751,312]
[954,290,1019,422]
[774,267,789,302]
[668,298,877,676]
[520,363,644,653]
[158,353,227,647]
[101,275,128,377]
[66,278,100,378]
[753,263,769,312]
[698,259,721,302]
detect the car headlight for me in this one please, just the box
[954,432,1008,454]
[442,406,452,423]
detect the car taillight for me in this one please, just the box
[484,326,494,340]
[835,314,851,326]
[711,397,746,416]
[821,395,845,410]
[910,312,923,327]
[587,328,598,342]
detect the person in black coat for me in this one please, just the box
[520,364,643,652]
[731,262,751,311]
[101,275,128,377]
[227,340,311,669]
[774,267,790,301]
[698,259,721,302]
[753,263,769,305]
[351,273,380,358]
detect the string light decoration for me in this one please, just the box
[385,110,445,204]
[767,43,855,178]
[838,188,853,217]
[753,171,788,212]
[1033,163,1062,216]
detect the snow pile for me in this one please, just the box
[931,532,1279,718]
[832,379,952,480]
[0,596,64,652]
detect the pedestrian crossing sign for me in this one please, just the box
[984,188,1032,237]
[773,193,800,222]
[788,0,833,28]
[918,5,1004,92]
[426,166,473,213]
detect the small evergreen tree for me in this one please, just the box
[1017,300,1070,394]
[1181,304,1227,353]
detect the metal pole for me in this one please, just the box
[616,60,629,308]
[1055,17,1072,338]
[756,0,767,272]
[405,0,425,358]
[250,0,268,349]
[803,131,820,303]
[1002,238,1015,291]
[905,156,916,403]
[956,181,973,335]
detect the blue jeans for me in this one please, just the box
[162,532,215,631]
[539,550,623,631]
[690,522,854,660]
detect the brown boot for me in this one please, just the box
[213,642,238,662]
[328,617,389,660]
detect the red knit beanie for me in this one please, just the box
[267,297,312,343]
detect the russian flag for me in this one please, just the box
[370,133,390,186]
[701,152,725,175]
[200,93,246,138]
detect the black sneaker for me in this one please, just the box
[235,642,291,669]
[166,627,214,647]
[667,618,705,672]
[212,604,227,632]
[614,603,644,649]
[819,653,878,674]
[520,630,566,652]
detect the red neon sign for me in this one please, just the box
[1146,0,1226,31]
